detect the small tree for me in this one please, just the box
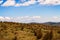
[34,29,42,39]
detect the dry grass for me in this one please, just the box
[0,22,60,40]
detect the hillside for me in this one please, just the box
[0,22,60,40]
[43,22,60,26]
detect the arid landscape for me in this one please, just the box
[0,21,60,40]
[0,0,60,40]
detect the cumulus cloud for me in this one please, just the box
[1,0,36,7]
[0,16,41,23]
[14,16,41,23]
[5,17,11,20]
[0,16,11,22]
[38,0,60,5]
[1,0,60,6]
[0,16,60,23]
[0,16,4,20]
[1,0,16,6]
[15,0,36,7]
[50,16,60,22]
[0,0,3,4]
[32,16,41,19]
[52,16,60,19]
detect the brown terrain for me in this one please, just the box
[0,21,60,40]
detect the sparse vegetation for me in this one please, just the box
[0,21,60,40]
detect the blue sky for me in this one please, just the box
[0,0,60,23]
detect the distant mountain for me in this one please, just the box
[43,22,60,26]
[0,21,60,26]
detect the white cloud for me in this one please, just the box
[1,0,16,6]
[50,16,60,22]
[0,16,12,22]
[0,16,60,23]
[1,0,36,7]
[0,0,3,4]
[53,16,59,19]
[32,16,41,19]
[1,0,60,6]
[5,17,11,20]
[0,16,41,23]
[0,16,4,20]
[15,0,36,7]
[38,0,60,5]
